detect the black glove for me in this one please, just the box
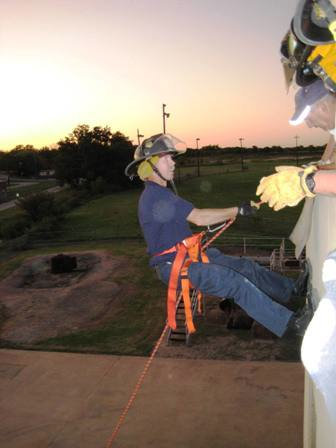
[238,202,257,217]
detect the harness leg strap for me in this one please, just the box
[181,272,196,334]
[166,243,187,330]
[160,232,210,333]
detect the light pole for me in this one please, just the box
[137,129,144,146]
[196,137,200,177]
[294,135,299,166]
[162,103,170,134]
[238,137,244,171]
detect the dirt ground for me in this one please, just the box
[0,251,130,344]
[0,250,301,361]
[157,296,301,362]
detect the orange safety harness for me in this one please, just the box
[156,232,208,334]
[156,219,234,334]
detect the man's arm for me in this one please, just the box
[187,207,238,226]
[313,171,336,195]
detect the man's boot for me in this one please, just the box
[293,261,309,297]
[284,305,313,337]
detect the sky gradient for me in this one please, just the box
[0,0,329,150]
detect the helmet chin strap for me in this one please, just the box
[147,159,168,182]
[169,179,179,196]
[147,159,179,195]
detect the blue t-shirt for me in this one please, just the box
[138,181,194,266]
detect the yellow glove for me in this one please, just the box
[256,165,317,211]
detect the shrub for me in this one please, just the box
[0,217,30,239]
[90,176,108,194]
[7,234,30,250]
[64,195,83,209]
[17,192,60,222]
[53,189,85,213]
[29,215,64,239]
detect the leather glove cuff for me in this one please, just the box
[304,173,316,194]
[238,202,256,217]
[299,166,317,198]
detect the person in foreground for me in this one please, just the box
[125,133,309,338]
[256,80,336,211]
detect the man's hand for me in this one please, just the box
[237,202,257,217]
[256,165,317,211]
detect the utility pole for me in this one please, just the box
[238,137,244,171]
[162,103,170,134]
[196,137,200,177]
[294,135,299,166]
[137,129,144,146]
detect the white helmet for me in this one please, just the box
[293,0,336,45]
[125,133,186,179]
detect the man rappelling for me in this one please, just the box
[125,133,310,338]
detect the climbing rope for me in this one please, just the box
[105,323,169,448]
[203,219,233,249]
[105,219,233,447]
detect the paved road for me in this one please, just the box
[0,349,304,448]
[0,186,62,211]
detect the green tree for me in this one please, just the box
[38,147,58,173]
[55,124,136,190]
[7,145,41,177]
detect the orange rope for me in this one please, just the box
[105,323,169,448]
[202,219,233,251]
[105,219,233,447]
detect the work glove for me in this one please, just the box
[256,165,317,211]
[238,202,257,217]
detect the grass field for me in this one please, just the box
[0,157,309,355]
[44,156,306,246]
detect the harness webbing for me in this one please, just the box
[158,219,234,334]
[163,232,209,333]
[105,219,233,447]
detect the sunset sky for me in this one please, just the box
[0,0,329,151]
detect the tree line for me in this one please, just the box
[0,125,139,191]
[0,124,325,190]
[189,144,325,157]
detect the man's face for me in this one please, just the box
[305,94,336,131]
[155,154,175,181]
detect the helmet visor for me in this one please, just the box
[294,0,336,45]
[134,133,186,161]
[280,25,315,90]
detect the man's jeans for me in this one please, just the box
[155,247,294,337]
